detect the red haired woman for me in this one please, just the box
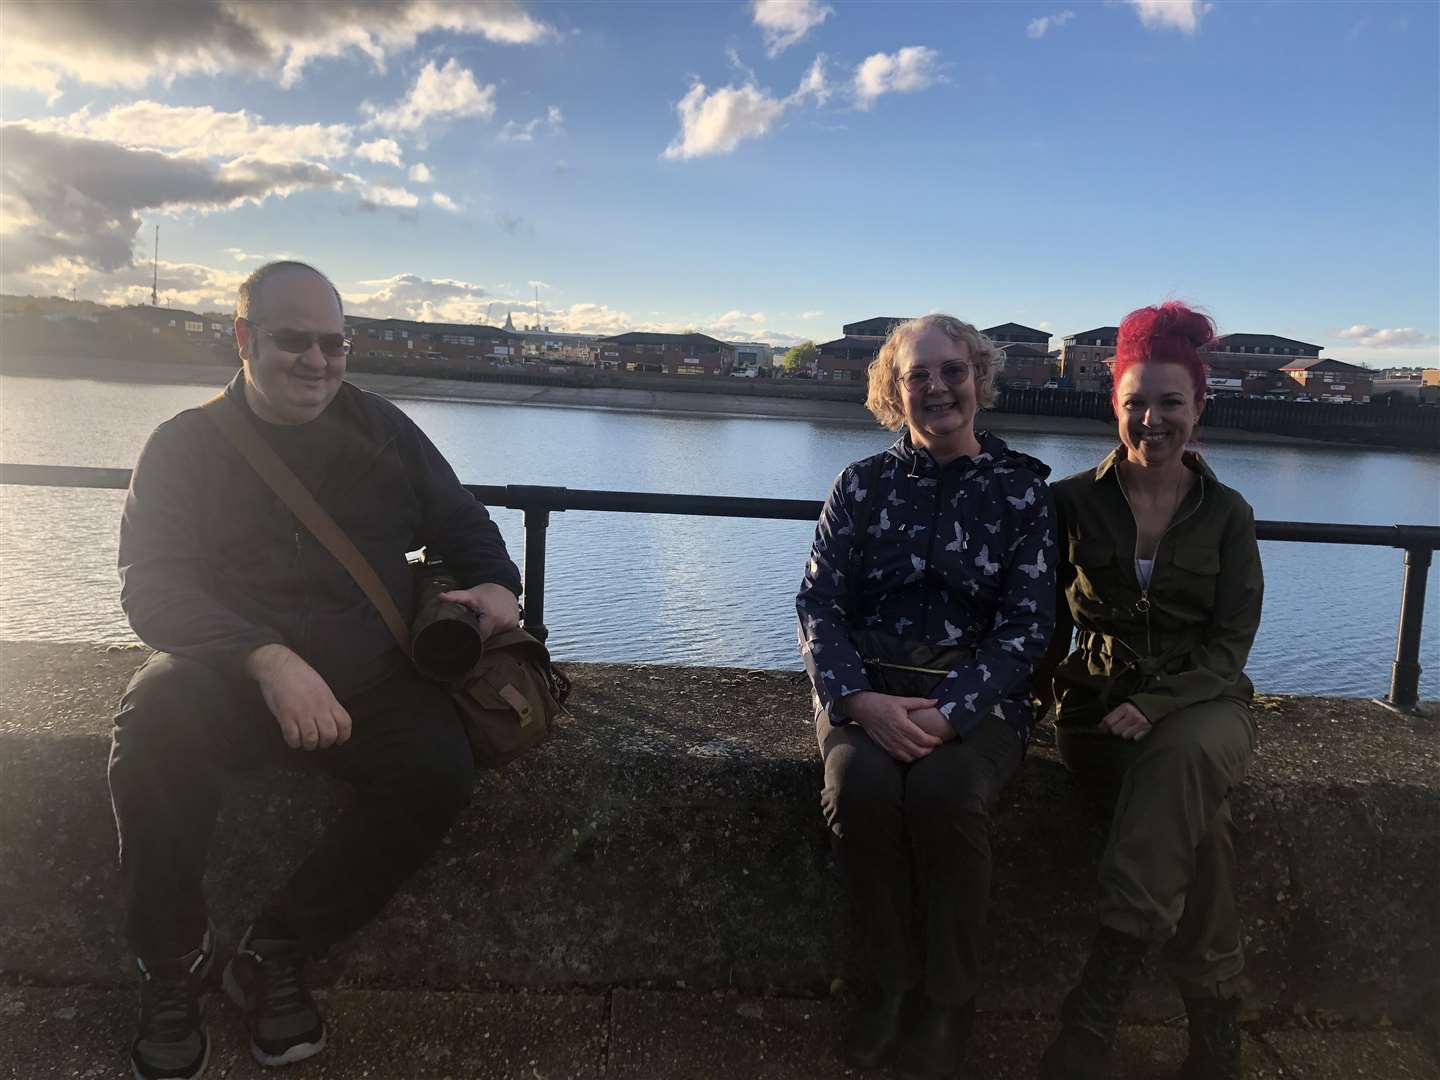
[1040,303,1264,1080]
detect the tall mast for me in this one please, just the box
[150,224,159,306]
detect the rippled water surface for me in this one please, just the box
[3,373,1437,698]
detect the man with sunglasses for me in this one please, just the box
[110,261,522,1079]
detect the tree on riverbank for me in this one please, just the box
[780,342,817,375]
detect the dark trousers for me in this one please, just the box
[817,711,1023,1006]
[1057,696,1255,998]
[109,652,475,963]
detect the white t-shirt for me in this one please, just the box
[1136,558,1155,591]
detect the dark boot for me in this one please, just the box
[1039,926,1149,1080]
[844,985,910,1070]
[897,997,974,1080]
[1177,996,1242,1080]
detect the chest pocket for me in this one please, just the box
[1169,543,1220,608]
[1068,539,1122,613]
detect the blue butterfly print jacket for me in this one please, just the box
[796,429,1058,743]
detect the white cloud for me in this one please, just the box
[345,272,811,344]
[1336,325,1435,349]
[361,184,420,209]
[662,82,788,159]
[497,105,565,142]
[1027,11,1077,39]
[0,0,552,97]
[409,162,434,182]
[752,0,833,58]
[0,122,351,277]
[224,247,297,263]
[1,253,252,313]
[1127,1,1213,34]
[789,54,831,106]
[528,280,553,289]
[800,310,824,319]
[853,46,944,110]
[356,138,403,165]
[431,191,459,212]
[362,59,497,132]
[31,102,354,161]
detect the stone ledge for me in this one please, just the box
[3,986,1436,1079]
[1,641,1436,1029]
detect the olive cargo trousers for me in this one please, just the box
[1057,696,1256,998]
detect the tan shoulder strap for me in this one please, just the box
[200,392,412,653]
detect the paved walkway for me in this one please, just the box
[5,985,1435,1079]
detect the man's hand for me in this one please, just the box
[244,644,352,751]
[843,691,944,762]
[1098,701,1152,741]
[438,582,521,640]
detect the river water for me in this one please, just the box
[2,373,1437,698]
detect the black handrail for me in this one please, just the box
[3,463,1436,712]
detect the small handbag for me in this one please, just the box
[850,628,973,700]
[201,393,568,768]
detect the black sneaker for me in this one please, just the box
[222,925,326,1067]
[131,926,214,1080]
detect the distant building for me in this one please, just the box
[844,316,909,338]
[1279,357,1373,403]
[727,340,773,373]
[348,316,516,369]
[982,322,1050,350]
[119,305,229,342]
[1060,326,1118,392]
[1209,333,1322,373]
[512,329,601,365]
[980,323,1054,387]
[992,343,1056,387]
[596,331,734,376]
[815,316,910,382]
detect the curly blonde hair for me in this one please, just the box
[864,314,1000,430]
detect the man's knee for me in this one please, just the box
[114,653,234,752]
[384,730,477,822]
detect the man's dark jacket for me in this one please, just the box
[119,374,521,701]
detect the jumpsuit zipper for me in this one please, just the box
[1116,472,1206,659]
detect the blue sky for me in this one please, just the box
[1,0,1435,366]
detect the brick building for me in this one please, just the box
[1280,357,1374,403]
[596,332,734,376]
[1060,326,1118,392]
[816,316,909,381]
[1208,333,1322,373]
[348,316,517,371]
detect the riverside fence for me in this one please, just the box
[3,464,1437,713]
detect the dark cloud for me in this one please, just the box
[2,1,551,94]
[5,0,267,67]
[0,123,348,276]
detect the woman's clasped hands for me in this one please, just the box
[844,690,955,761]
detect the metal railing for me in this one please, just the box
[3,464,1437,713]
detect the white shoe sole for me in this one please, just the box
[222,960,327,1068]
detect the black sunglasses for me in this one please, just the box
[244,320,351,358]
